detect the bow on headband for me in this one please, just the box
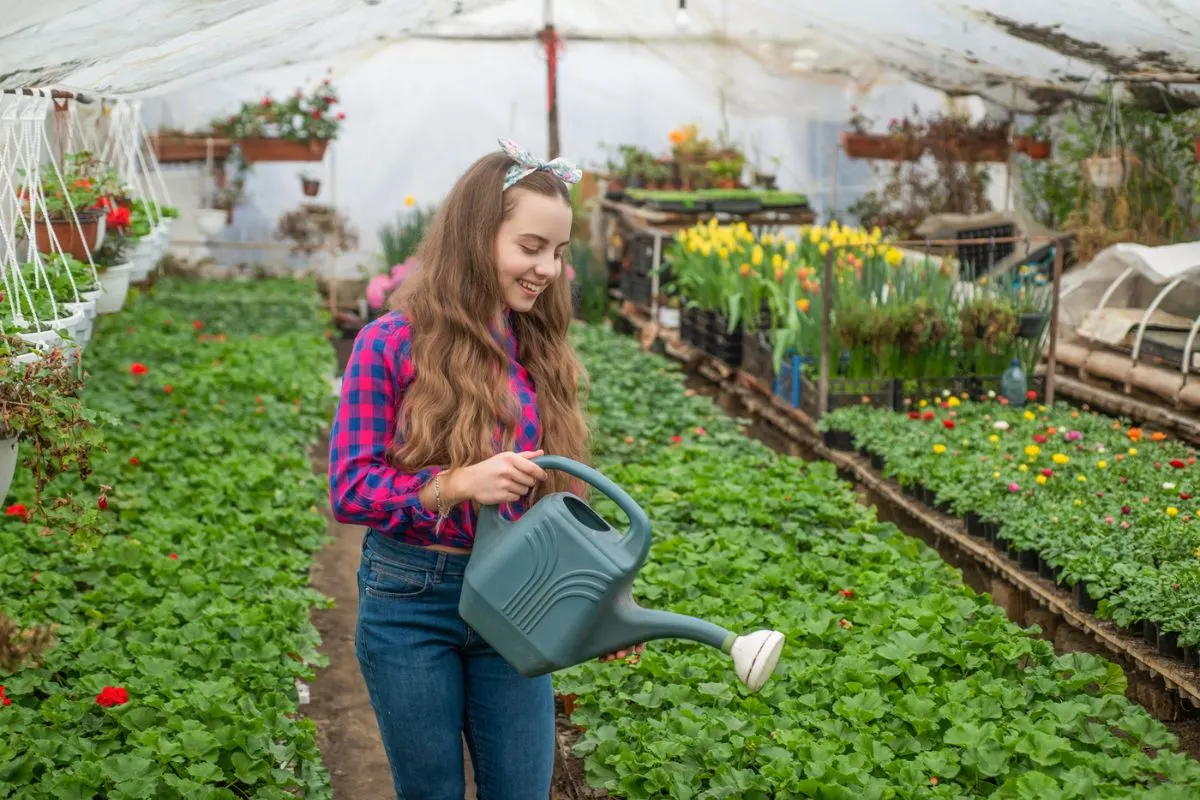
[499,137,582,191]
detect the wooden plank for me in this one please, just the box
[614,306,1200,711]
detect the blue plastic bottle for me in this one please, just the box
[1001,358,1027,407]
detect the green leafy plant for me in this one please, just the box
[211,72,344,141]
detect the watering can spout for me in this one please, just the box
[597,599,786,693]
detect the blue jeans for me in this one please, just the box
[355,530,555,799]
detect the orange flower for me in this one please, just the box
[1046,427,1057,435]
[739,263,751,277]
[668,128,687,145]
[797,298,810,313]
[1128,427,1143,442]
[1151,431,1167,442]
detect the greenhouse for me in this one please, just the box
[4,2,1200,798]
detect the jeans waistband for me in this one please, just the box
[365,529,471,578]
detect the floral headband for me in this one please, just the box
[499,137,582,191]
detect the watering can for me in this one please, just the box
[458,456,785,692]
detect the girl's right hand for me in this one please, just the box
[450,450,548,506]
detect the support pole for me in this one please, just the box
[1045,238,1064,405]
[818,246,835,417]
[541,0,561,159]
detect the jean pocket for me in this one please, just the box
[363,554,431,600]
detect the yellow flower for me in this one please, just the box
[808,227,821,243]
[1018,464,1028,472]
[1097,460,1107,469]
[988,434,999,443]
[919,399,927,408]
[796,298,810,313]
[1052,453,1069,465]
[762,233,776,246]
[739,263,751,277]
[933,444,946,454]
[884,248,903,266]
[404,195,416,207]
[1167,507,1179,517]
[979,276,989,286]
[1076,475,1087,483]
[718,246,729,259]
[1023,411,1036,421]
[1036,475,1047,485]
[947,397,960,408]
[1074,499,1083,507]
[1128,447,1138,456]
[1025,445,1040,458]
[993,471,1000,478]
[870,225,882,241]
[771,252,783,269]
[1038,405,1046,412]
[818,242,830,256]
[751,245,764,266]
[785,240,797,256]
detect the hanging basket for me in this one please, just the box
[96,263,133,314]
[151,134,233,163]
[196,208,228,238]
[1012,134,1031,154]
[302,178,321,197]
[239,137,330,163]
[1025,139,1052,160]
[0,438,17,503]
[33,211,102,260]
[928,137,1010,163]
[841,132,924,161]
[1084,153,1135,189]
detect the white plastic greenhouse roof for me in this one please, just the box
[6,1,1200,110]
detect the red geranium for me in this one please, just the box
[95,686,129,707]
[130,363,148,376]
[106,206,131,229]
[5,504,29,522]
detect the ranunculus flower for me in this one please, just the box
[1033,434,1048,444]
[193,320,204,330]
[1181,492,1193,501]
[163,385,173,394]
[932,444,946,454]
[993,421,1009,431]
[1170,459,1186,469]
[95,686,129,707]
[1025,390,1037,401]
[942,420,955,430]
[129,457,140,466]
[1121,505,1131,515]
[1042,468,1053,477]
[130,363,148,376]
[839,588,854,598]
[922,411,935,421]
[1008,482,1020,493]
[907,411,920,420]
[1065,430,1082,441]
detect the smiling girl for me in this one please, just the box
[328,140,639,798]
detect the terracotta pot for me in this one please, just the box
[929,137,1010,163]
[151,135,233,163]
[301,179,321,197]
[1193,137,1200,160]
[1026,139,1052,160]
[841,131,924,161]
[239,137,330,163]
[716,178,737,189]
[1012,134,1031,154]
[34,213,102,260]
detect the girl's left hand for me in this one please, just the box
[599,643,646,663]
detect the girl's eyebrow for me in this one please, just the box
[518,233,549,244]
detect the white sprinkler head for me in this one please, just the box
[729,629,785,693]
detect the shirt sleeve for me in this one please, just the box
[328,316,442,531]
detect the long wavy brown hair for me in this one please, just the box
[388,151,590,501]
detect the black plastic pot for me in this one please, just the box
[1018,312,1046,339]
[1073,583,1099,614]
[1037,555,1058,582]
[1158,630,1182,660]
[964,512,985,538]
[870,453,885,471]
[1183,646,1199,668]
[1125,620,1144,639]
[1144,620,1160,649]
[1018,549,1039,572]
[984,523,998,545]
[1002,538,1019,562]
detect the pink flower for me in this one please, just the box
[1008,482,1020,493]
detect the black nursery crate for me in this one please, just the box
[619,269,653,309]
[630,234,658,275]
[701,311,743,367]
[799,375,897,420]
[680,305,704,347]
[741,329,776,388]
[956,224,1015,281]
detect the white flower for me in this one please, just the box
[1096,444,1106,452]
[993,421,1010,431]
[987,390,996,398]
[1163,482,1176,490]
[942,389,951,397]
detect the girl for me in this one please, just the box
[328,140,638,799]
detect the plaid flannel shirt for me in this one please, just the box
[328,311,540,549]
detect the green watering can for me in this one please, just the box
[458,456,785,692]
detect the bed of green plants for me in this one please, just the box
[0,278,335,799]
[822,398,1200,652]
[623,188,809,208]
[558,325,1200,799]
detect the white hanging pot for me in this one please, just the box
[196,209,228,238]
[15,351,42,365]
[92,214,107,250]
[64,302,95,346]
[96,262,133,314]
[0,437,18,503]
[658,306,681,328]
[17,328,62,353]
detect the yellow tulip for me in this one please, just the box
[808,227,821,244]
[785,240,797,256]
[771,253,783,269]
[751,245,764,266]
[818,242,830,256]
[796,298,810,313]
[884,248,903,266]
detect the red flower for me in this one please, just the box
[839,588,854,598]
[336,111,346,121]
[839,618,853,629]
[95,686,129,707]
[5,504,29,522]
[942,419,955,430]
[0,684,9,706]
[106,206,131,228]
[261,97,272,107]
[1121,505,1131,515]
[163,385,173,394]
[1033,434,1048,444]
[670,435,682,444]
[128,457,140,466]
[97,496,107,511]
[1025,390,1037,401]
[193,320,204,330]
[1170,459,1186,469]
[694,427,707,436]
[1042,468,1053,477]
[168,553,178,560]
[922,410,935,421]
[930,776,940,786]
[130,363,148,376]
[907,411,920,420]
[311,110,323,120]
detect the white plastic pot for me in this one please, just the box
[15,352,41,365]
[658,307,681,329]
[17,327,62,353]
[129,237,158,281]
[96,263,133,314]
[64,301,95,347]
[195,209,227,239]
[0,438,18,503]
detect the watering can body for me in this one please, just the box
[459,456,784,691]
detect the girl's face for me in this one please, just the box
[494,189,572,313]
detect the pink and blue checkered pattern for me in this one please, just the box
[328,311,541,549]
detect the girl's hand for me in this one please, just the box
[600,644,646,663]
[448,450,547,506]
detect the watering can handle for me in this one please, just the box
[531,455,651,557]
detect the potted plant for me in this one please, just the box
[842,108,926,161]
[275,204,359,257]
[90,225,135,315]
[925,114,1010,163]
[17,152,107,261]
[300,171,321,197]
[752,156,781,189]
[211,72,345,163]
[150,128,234,163]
